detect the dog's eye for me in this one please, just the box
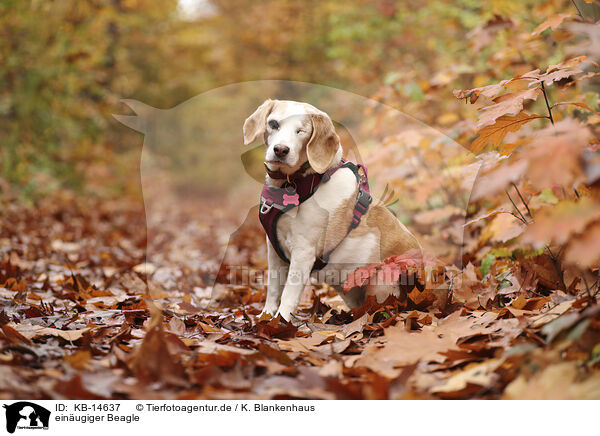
[296,129,305,135]
[268,120,279,130]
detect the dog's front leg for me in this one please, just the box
[276,247,315,321]
[261,238,288,316]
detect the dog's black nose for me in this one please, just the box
[274,144,290,157]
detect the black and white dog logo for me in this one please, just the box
[3,402,50,433]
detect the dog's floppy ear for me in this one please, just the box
[307,113,340,174]
[243,99,275,145]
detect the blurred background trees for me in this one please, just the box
[1,0,597,200]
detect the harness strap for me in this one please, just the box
[259,159,372,272]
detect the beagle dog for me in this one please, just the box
[243,99,421,321]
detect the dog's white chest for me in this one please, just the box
[274,168,358,261]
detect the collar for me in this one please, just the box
[261,159,347,213]
[264,161,311,180]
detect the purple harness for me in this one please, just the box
[259,159,372,272]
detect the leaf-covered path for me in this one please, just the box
[2,192,599,400]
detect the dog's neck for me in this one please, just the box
[265,161,311,180]
[265,147,343,187]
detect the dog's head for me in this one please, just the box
[243,99,340,175]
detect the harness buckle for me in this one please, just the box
[260,201,273,214]
[356,188,372,211]
[349,189,372,230]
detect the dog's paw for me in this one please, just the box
[274,307,293,322]
[257,311,272,321]
[259,306,277,319]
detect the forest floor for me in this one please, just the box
[1,190,599,400]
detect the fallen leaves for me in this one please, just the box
[256,316,298,340]
[480,213,525,243]
[430,359,502,398]
[34,327,91,342]
[0,323,32,345]
[130,303,186,385]
[1,180,599,400]
[354,310,518,381]
[64,350,92,370]
[343,250,437,295]
[504,362,600,399]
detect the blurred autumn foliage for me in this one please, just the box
[2,0,600,399]
[3,0,595,198]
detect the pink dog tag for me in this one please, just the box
[283,193,299,206]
